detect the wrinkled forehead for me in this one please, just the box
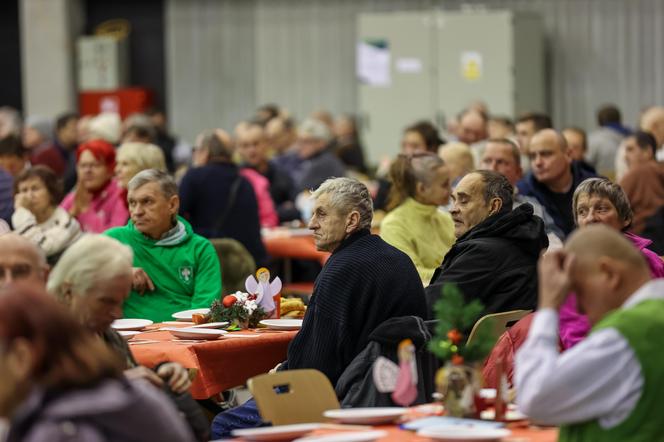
[453,174,484,199]
[0,246,42,269]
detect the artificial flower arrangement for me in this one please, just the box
[428,283,497,417]
[209,291,269,329]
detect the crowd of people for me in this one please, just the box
[0,100,663,440]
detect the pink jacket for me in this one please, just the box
[240,168,278,228]
[559,232,664,349]
[60,179,129,233]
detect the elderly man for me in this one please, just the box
[237,122,299,222]
[47,234,209,441]
[294,118,346,194]
[105,169,221,322]
[516,225,664,440]
[481,138,564,245]
[180,129,268,265]
[212,177,427,438]
[425,170,548,318]
[0,233,48,287]
[517,129,597,236]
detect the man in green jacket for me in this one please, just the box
[105,169,221,322]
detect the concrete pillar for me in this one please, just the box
[19,0,83,118]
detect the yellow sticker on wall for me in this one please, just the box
[461,51,483,81]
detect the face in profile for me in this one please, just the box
[308,192,349,253]
[66,273,132,334]
[115,157,140,189]
[449,173,493,238]
[416,164,451,207]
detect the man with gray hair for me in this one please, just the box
[105,168,221,322]
[425,170,549,319]
[293,118,346,193]
[211,177,427,438]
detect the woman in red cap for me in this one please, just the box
[60,139,129,232]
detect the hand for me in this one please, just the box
[70,185,92,217]
[124,366,164,388]
[132,267,155,295]
[156,362,191,394]
[14,193,30,211]
[538,249,575,310]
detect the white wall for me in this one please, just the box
[166,0,664,157]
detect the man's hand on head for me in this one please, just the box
[538,249,575,310]
[132,267,155,295]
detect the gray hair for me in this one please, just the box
[198,129,233,160]
[311,177,373,230]
[572,178,633,228]
[127,169,178,199]
[47,235,133,300]
[473,170,514,210]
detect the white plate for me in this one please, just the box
[118,330,141,340]
[417,426,512,441]
[171,308,210,321]
[294,430,387,442]
[164,327,228,340]
[111,318,153,331]
[189,321,229,329]
[323,408,406,425]
[231,423,320,441]
[260,319,303,330]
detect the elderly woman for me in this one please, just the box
[559,178,664,349]
[47,234,209,441]
[0,286,193,442]
[380,152,455,284]
[12,166,81,264]
[60,139,129,233]
[115,142,167,189]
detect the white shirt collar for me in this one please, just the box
[622,278,664,309]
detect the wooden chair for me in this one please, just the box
[247,369,340,425]
[466,310,532,346]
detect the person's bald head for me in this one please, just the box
[564,225,650,325]
[0,233,48,288]
[529,129,572,191]
[640,106,664,147]
[458,110,488,145]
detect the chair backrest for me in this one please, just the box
[466,310,532,346]
[247,369,340,425]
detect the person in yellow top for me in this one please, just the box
[380,152,455,285]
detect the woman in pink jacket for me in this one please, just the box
[60,139,129,233]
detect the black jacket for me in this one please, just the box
[425,204,548,319]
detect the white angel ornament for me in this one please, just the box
[245,267,282,316]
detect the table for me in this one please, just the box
[231,424,558,441]
[130,326,298,399]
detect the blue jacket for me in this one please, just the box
[517,161,597,236]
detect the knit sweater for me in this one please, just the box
[380,198,455,284]
[284,229,427,387]
[12,206,82,259]
[105,217,221,322]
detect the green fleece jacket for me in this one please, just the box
[105,217,222,322]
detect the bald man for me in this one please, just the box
[516,129,597,236]
[0,233,48,287]
[516,225,664,440]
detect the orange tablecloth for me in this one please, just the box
[263,234,329,265]
[130,327,297,399]
[232,424,557,441]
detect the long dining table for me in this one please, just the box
[129,325,298,399]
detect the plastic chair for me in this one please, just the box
[466,310,532,346]
[247,369,340,425]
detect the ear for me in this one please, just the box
[598,257,620,291]
[169,194,180,216]
[345,210,361,234]
[415,181,427,200]
[488,197,503,215]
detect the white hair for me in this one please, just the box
[47,235,133,299]
[117,142,167,172]
[311,177,373,230]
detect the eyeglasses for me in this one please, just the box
[0,264,37,282]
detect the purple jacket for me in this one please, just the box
[559,232,664,349]
[7,379,193,442]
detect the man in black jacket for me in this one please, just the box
[212,177,427,438]
[425,170,548,319]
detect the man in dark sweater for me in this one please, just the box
[212,177,427,438]
[517,129,597,236]
[426,170,549,320]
